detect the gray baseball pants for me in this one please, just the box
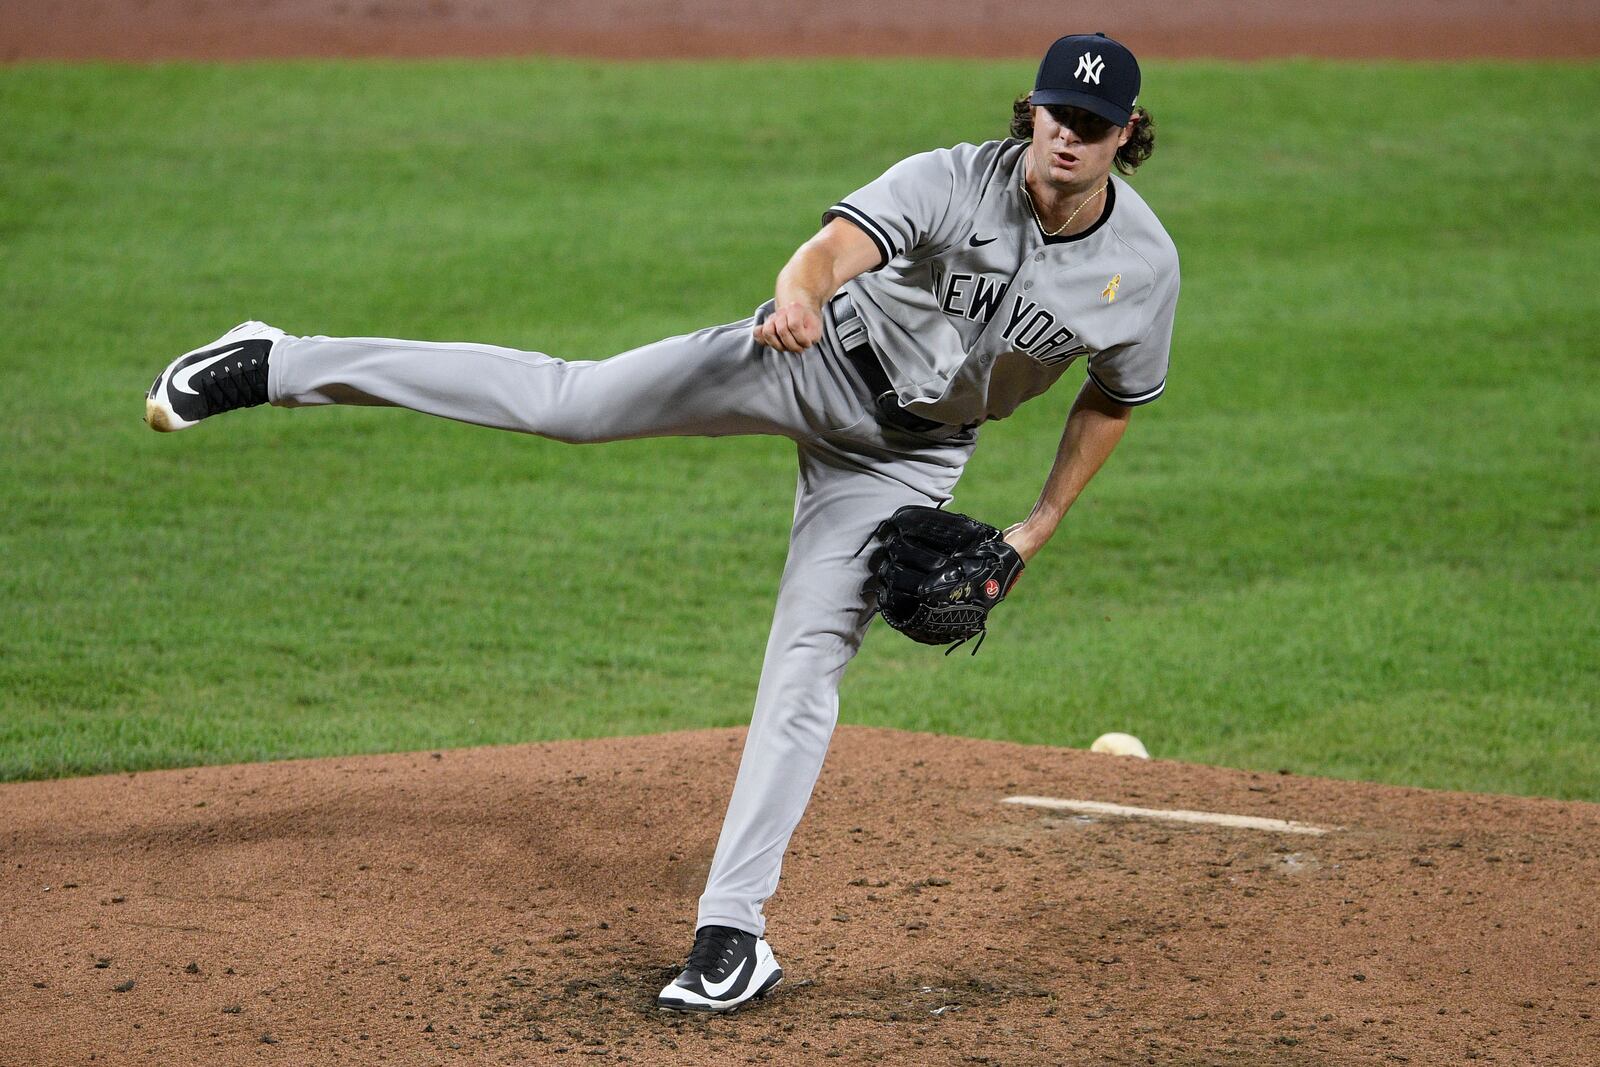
[267,299,978,937]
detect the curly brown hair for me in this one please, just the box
[1009,93,1155,174]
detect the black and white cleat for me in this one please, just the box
[656,925,783,1014]
[145,320,282,432]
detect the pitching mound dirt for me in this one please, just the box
[4,726,1596,1065]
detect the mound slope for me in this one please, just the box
[3,726,1596,1064]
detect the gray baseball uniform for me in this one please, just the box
[265,135,1177,938]
[828,139,1178,424]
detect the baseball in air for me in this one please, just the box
[1090,732,1150,759]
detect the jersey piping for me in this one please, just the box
[828,202,898,268]
[1086,368,1165,406]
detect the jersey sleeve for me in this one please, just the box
[822,147,968,271]
[1086,274,1179,407]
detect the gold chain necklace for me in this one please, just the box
[1021,176,1107,237]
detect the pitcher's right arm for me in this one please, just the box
[752,218,883,353]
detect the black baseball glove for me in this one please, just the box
[861,505,1025,654]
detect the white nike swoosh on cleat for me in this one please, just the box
[172,344,251,396]
[699,957,748,999]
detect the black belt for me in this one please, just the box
[831,293,954,435]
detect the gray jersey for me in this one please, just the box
[824,139,1179,425]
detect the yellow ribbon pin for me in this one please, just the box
[1101,273,1121,303]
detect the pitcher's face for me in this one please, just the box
[1029,104,1131,190]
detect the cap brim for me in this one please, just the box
[1028,89,1131,127]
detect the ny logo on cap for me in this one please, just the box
[1075,52,1105,85]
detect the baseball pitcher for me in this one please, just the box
[144,33,1178,1013]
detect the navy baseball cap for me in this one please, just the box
[1032,33,1141,127]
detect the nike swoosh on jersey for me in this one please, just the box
[172,344,251,396]
[699,957,749,998]
[968,234,998,247]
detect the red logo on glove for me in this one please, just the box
[984,578,1000,599]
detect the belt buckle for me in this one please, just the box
[834,300,867,350]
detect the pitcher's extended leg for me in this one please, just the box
[266,317,851,443]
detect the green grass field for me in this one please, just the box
[2,59,1596,798]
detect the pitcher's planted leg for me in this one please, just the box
[693,444,959,940]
